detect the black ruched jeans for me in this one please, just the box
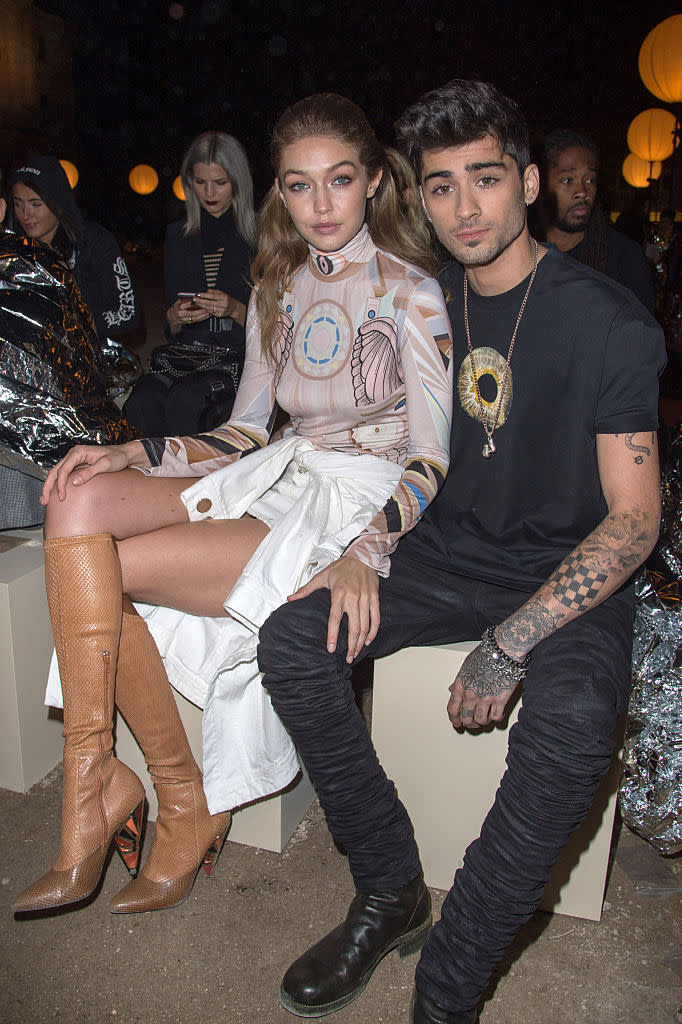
[257,554,633,1013]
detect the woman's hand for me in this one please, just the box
[194,289,246,327]
[41,440,149,504]
[166,296,210,333]
[289,555,380,663]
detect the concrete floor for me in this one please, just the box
[2,766,681,1024]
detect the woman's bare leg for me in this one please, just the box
[119,517,269,616]
[44,470,269,615]
[43,470,195,541]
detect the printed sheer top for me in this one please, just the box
[142,225,453,574]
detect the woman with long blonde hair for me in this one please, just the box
[124,131,255,436]
[14,93,452,923]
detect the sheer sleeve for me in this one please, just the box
[140,298,278,477]
[344,275,453,575]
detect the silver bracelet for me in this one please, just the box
[480,626,531,684]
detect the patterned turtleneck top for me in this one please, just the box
[142,225,453,574]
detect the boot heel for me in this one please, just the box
[398,917,432,959]
[202,827,228,878]
[113,799,146,876]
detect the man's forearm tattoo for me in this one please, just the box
[552,555,608,610]
[579,509,653,575]
[495,601,561,658]
[495,508,655,659]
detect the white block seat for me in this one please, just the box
[0,532,64,793]
[115,687,315,854]
[371,641,622,922]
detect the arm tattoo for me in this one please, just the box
[579,509,653,575]
[615,432,654,465]
[495,600,561,658]
[494,508,655,660]
[552,555,608,611]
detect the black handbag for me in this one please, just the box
[149,341,231,380]
[167,369,238,433]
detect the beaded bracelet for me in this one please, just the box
[480,626,531,684]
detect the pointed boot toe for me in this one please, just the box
[14,848,107,913]
[108,867,198,914]
[109,799,229,914]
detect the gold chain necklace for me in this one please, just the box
[463,239,539,458]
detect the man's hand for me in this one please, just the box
[447,644,520,729]
[289,555,380,663]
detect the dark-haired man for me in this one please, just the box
[539,129,655,311]
[258,80,664,1022]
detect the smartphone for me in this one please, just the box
[178,291,200,310]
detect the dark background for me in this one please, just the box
[29,0,682,242]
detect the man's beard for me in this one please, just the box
[449,208,527,267]
[554,210,591,234]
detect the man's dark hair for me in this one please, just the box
[395,79,530,179]
[543,129,599,171]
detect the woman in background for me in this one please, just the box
[10,156,140,342]
[124,132,255,435]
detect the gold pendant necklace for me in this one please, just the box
[463,239,539,458]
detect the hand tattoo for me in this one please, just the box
[457,646,518,701]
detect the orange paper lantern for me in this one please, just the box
[622,153,662,189]
[128,164,159,195]
[59,159,79,188]
[172,175,186,201]
[639,15,682,104]
[627,108,676,163]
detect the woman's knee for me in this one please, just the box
[44,474,119,538]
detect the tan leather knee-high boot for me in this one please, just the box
[109,598,230,914]
[14,535,145,913]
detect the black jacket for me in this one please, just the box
[73,221,140,340]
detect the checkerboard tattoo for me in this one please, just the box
[553,558,608,611]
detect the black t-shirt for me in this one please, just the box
[570,227,655,313]
[397,245,665,593]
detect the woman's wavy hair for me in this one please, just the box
[180,131,256,247]
[251,93,439,361]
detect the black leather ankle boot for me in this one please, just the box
[410,988,478,1023]
[280,875,431,1017]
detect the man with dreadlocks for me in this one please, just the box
[538,129,655,312]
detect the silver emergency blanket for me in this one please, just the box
[0,231,136,480]
[619,431,682,856]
